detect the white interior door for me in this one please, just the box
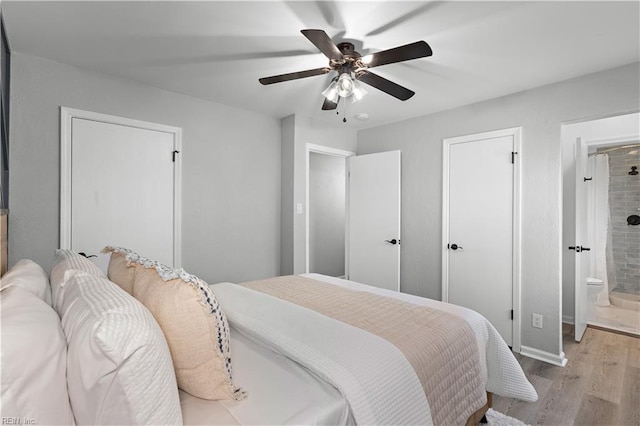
[574,138,589,342]
[62,109,181,266]
[347,151,401,291]
[443,129,520,347]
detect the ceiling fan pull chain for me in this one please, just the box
[342,97,348,123]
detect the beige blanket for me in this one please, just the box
[241,275,486,425]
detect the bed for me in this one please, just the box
[1,248,537,425]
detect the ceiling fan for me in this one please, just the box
[259,29,433,111]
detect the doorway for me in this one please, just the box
[442,127,521,349]
[305,144,354,276]
[562,112,640,342]
[305,145,402,292]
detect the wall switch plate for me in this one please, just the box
[532,313,543,329]
[296,203,303,215]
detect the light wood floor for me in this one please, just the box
[493,324,640,425]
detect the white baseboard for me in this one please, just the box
[562,315,575,325]
[520,345,568,367]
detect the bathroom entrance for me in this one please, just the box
[563,112,640,341]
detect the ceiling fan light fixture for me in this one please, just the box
[321,79,340,103]
[336,72,355,97]
[323,73,367,105]
[351,80,368,102]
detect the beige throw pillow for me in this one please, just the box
[102,246,244,401]
[106,250,135,294]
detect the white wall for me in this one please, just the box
[561,112,640,323]
[357,63,640,358]
[280,114,356,275]
[9,53,282,283]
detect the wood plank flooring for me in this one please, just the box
[492,324,640,425]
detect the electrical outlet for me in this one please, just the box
[532,313,543,329]
[296,203,303,215]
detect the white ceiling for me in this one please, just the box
[2,1,639,129]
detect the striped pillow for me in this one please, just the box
[50,249,106,311]
[59,271,182,425]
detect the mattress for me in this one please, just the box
[180,328,354,426]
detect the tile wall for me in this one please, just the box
[601,145,640,295]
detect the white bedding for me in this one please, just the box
[180,329,353,425]
[304,273,538,402]
[213,282,433,425]
[196,273,537,426]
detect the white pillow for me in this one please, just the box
[59,271,182,425]
[0,286,75,425]
[1,259,52,305]
[49,249,106,311]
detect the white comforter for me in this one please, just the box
[212,274,537,425]
[304,273,538,403]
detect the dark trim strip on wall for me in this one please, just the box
[1,12,10,209]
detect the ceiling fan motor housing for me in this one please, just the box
[333,42,365,72]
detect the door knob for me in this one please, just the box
[385,239,399,245]
[568,246,590,253]
[449,243,463,251]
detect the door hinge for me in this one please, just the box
[172,150,180,162]
[510,309,514,320]
[511,152,518,164]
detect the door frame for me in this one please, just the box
[60,107,183,266]
[305,143,355,274]
[442,127,522,352]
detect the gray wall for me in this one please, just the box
[309,152,345,277]
[357,62,640,357]
[9,53,281,284]
[604,145,640,295]
[280,115,295,275]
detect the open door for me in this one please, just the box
[574,138,590,342]
[347,151,401,291]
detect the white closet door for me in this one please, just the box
[443,128,520,348]
[69,115,178,266]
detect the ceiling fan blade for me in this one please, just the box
[364,41,432,68]
[357,71,415,101]
[321,97,338,110]
[259,67,330,85]
[301,29,343,61]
